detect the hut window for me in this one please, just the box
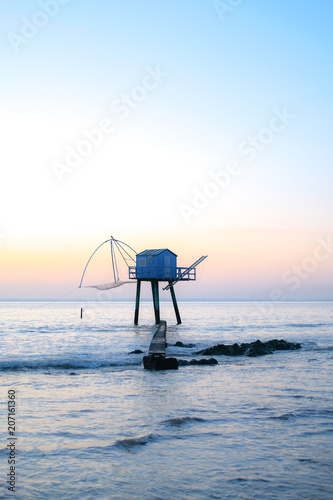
[139,257,146,267]
[148,256,154,264]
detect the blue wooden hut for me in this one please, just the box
[129,247,207,325]
[135,249,177,280]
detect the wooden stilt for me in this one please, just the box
[134,280,141,325]
[80,307,83,319]
[169,282,181,324]
[151,280,160,324]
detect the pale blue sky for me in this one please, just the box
[1,0,333,299]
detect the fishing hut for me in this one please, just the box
[129,249,207,325]
[79,236,207,326]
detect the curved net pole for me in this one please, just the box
[110,239,117,283]
[112,239,120,282]
[79,239,111,287]
[79,237,137,288]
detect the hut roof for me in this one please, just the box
[137,249,177,257]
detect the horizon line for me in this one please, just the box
[0,298,332,303]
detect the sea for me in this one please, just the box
[1,300,333,499]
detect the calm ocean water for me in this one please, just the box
[1,300,333,499]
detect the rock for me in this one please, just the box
[264,339,301,351]
[177,358,218,366]
[129,349,144,354]
[143,355,178,370]
[196,339,301,357]
[189,358,218,365]
[196,342,244,356]
[246,340,273,357]
[174,341,196,348]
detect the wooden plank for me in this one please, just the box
[148,320,167,356]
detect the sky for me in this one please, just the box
[0,0,332,300]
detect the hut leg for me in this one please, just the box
[151,280,160,324]
[134,280,141,325]
[169,282,181,324]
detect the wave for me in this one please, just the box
[285,323,330,328]
[0,358,142,372]
[215,322,332,330]
[228,477,270,484]
[161,416,206,427]
[114,417,208,452]
[268,408,333,421]
[269,413,297,421]
[114,433,157,452]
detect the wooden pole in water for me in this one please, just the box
[151,280,160,324]
[134,280,141,325]
[80,308,83,319]
[169,282,181,324]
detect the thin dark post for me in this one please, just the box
[151,280,160,324]
[169,282,181,324]
[134,280,141,325]
[80,307,83,319]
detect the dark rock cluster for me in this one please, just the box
[196,339,301,357]
[140,338,301,370]
[143,355,178,370]
[173,341,196,348]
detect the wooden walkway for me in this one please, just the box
[144,320,178,370]
[148,320,167,356]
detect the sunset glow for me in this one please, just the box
[1,1,332,300]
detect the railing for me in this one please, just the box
[129,267,137,279]
[176,267,196,280]
[129,267,196,281]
